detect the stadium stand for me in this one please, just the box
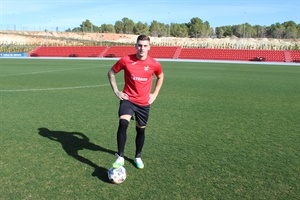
[103,46,136,57]
[102,46,179,58]
[29,46,298,63]
[178,48,286,62]
[284,51,293,62]
[289,50,300,62]
[148,46,180,58]
[29,46,107,57]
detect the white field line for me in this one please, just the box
[0,66,106,78]
[1,64,115,92]
[3,57,296,92]
[0,84,114,92]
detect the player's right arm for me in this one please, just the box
[107,68,128,100]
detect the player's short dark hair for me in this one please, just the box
[137,35,150,43]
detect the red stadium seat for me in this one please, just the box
[177,48,286,62]
[29,46,293,63]
[29,46,108,57]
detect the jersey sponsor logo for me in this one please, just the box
[131,75,148,82]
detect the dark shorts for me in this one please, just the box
[119,100,150,126]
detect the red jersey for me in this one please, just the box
[112,54,163,106]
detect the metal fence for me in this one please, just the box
[0,24,69,32]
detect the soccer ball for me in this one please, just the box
[107,166,127,184]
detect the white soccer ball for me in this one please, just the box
[107,166,127,184]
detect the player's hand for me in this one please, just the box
[115,91,129,100]
[148,94,157,104]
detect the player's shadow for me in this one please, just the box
[38,127,133,183]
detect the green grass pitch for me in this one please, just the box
[0,58,299,199]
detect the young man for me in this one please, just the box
[107,35,164,169]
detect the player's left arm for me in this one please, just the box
[149,72,164,104]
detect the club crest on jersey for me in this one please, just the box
[144,66,149,71]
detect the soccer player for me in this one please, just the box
[107,35,164,169]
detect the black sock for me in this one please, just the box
[135,127,145,158]
[117,119,129,157]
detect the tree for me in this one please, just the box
[253,25,266,38]
[149,20,167,37]
[68,18,299,40]
[232,24,244,38]
[101,24,115,33]
[215,27,225,38]
[133,21,149,35]
[297,24,300,38]
[69,27,82,32]
[171,23,189,37]
[122,17,135,34]
[267,23,286,38]
[114,20,123,34]
[202,21,213,37]
[186,17,213,38]
[80,19,94,32]
[282,21,298,38]
[187,17,203,38]
[221,26,233,37]
[245,23,256,38]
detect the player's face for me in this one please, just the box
[135,40,150,60]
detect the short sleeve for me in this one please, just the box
[112,57,126,73]
[154,62,163,76]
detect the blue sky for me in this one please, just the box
[1,0,299,31]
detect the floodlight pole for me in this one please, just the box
[243,12,246,49]
[100,26,102,46]
[168,23,171,46]
[45,16,55,46]
[12,13,16,31]
[46,29,48,46]
[168,12,171,46]
[99,14,103,46]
